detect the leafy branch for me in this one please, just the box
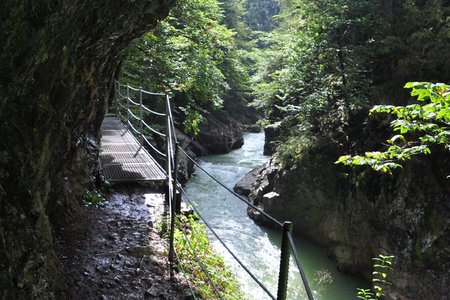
[357,254,394,300]
[337,82,450,174]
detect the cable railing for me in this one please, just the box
[112,81,314,300]
[114,81,167,160]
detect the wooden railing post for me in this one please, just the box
[277,221,293,300]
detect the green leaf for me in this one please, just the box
[388,134,406,144]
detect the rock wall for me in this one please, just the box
[0,1,174,298]
[188,97,262,155]
[243,151,450,299]
[244,0,279,31]
[196,110,245,154]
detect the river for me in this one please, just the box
[184,132,367,299]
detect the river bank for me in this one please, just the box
[183,132,367,299]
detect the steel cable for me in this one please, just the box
[173,248,199,300]
[175,214,224,300]
[143,120,166,137]
[127,97,140,107]
[142,120,166,137]
[142,104,166,116]
[178,147,283,228]
[178,185,277,300]
[143,136,166,158]
[127,120,141,136]
[141,89,165,96]
[127,109,140,121]
[287,232,315,300]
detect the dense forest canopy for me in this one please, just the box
[122,0,449,169]
[251,0,450,168]
[121,0,251,133]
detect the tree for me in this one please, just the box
[252,0,376,165]
[121,0,249,133]
[251,0,450,168]
[337,82,450,174]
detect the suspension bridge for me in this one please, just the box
[99,81,315,300]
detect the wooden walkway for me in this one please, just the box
[99,117,166,182]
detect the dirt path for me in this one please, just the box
[58,184,190,300]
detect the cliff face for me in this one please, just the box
[246,150,450,299]
[0,1,174,298]
[244,0,279,31]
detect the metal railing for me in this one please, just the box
[112,81,315,300]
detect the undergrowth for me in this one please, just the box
[83,181,111,207]
[174,214,244,300]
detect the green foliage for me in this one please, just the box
[121,0,250,133]
[357,254,394,300]
[372,254,394,298]
[174,214,243,300]
[250,0,380,168]
[337,82,450,174]
[253,0,374,114]
[275,129,314,169]
[251,0,449,169]
[83,189,106,207]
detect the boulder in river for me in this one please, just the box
[233,164,266,196]
[195,110,244,154]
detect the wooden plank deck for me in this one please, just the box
[99,117,166,182]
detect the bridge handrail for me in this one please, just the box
[143,135,166,158]
[142,120,166,137]
[142,104,166,117]
[178,184,277,299]
[178,147,283,228]
[176,146,315,299]
[112,81,314,300]
[287,231,315,299]
[114,81,169,161]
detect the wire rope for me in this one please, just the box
[176,215,224,300]
[143,136,166,158]
[178,185,277,300]
[142,105,166,116]
[178,147,283,228]
[287,232,315,300]
[173,248,199,300]
[142,89,165,96]
[142,121,166,137]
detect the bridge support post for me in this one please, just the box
[277,221,293,300]
[165,93,170,176]
[126,84,130,130]
[174,190,181,215]
[167,181,175,276]
[173,142,181,214]
[115,81,119,117]
[139,87,144,145]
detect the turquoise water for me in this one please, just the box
[184,132,367,299]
